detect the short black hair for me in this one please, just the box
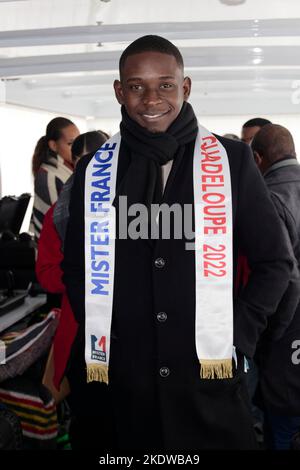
[242,118,272,128]
[119,35,184,76]
[71,130,109,162]
[251,123,296,163]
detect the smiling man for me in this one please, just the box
[62,36,294,451]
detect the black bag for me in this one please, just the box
[0,404,23,450]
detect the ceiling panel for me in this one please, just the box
[0,0,300,118]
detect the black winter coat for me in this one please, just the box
[257,159,300,416]
[62,135,293,450]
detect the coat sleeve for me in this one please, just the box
[61,158,86,326]
[36,205,65,294]
[262,192,300,341]
[233,144,294,358]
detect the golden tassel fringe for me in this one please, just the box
[87,364,109,384]
[200,359,233,379]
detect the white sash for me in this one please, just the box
[84,135,120,383]
[84,126,233,383]
[194,126,233,378]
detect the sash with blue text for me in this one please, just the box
[84,126,233,383]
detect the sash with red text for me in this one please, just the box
[84,127,233,383]
[193,125,233,378]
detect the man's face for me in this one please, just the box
[241,125,261,145]
[114,51,191,133]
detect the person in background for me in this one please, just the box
[251,124,300,449]
[36,130,108,385]
[31,117,80,240]
[240,119,271,441]
[241,117,271,145]
[35,130,109,449]
[53,130,109,248]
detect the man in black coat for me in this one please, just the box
[62,36,294,450]
[252,124,300,449]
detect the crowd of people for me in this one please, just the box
[31,35,300,451]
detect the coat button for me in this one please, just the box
[157,312,167,322]
[154,257,165,268]
[159,367,170,378]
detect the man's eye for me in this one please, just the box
[130,85,142,91]
[161,83,173,89]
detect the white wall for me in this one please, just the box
[87,117,119,139]
[92,113,300,156]
[0,105,299,231]
[199,114,300,156]
[1,107,299,200]
[0,104,86,231]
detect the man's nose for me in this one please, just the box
[142,88,162,106]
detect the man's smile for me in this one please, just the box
[140,109,171,121]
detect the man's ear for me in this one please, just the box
[48,139,57,153]
[253,150,262,168]
[114,79,125,105]
[183,76,192,101]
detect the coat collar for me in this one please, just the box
[263,157,299,178]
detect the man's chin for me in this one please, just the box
[140,121,170,134]
[146,126,166,134]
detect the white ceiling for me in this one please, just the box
[0,0,300,119]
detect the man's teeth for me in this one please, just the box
[143,113,164,118]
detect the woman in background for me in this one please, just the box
[36,130,109,449]
[53,130,109,247]
[31,117,80,240]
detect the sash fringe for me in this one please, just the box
[87,364,109,384]
[200,359,233,379]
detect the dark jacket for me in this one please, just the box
[258,158,300,416]
[62,135,293,450]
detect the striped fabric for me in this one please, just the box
[0,311,60,441]
[0,311,59,383]
[32,156,73,240]
[0,386,58,440]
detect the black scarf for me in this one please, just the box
[118,101,198,208]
